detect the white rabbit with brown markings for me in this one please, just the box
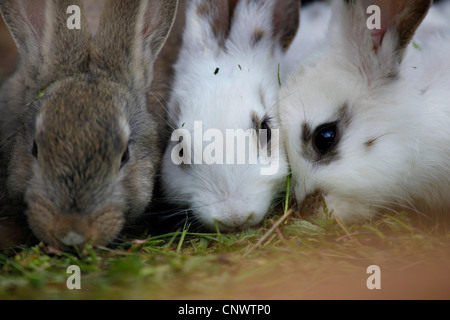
[279,0,450,223]
[0,0,177,249]
[161,0,300,231]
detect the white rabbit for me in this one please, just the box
[161,0,300,231]
[279,0,450,223]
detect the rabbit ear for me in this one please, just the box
[92,0,178,87]
[225,0,300,53]
[183,0,234,54]
[0,0,91,78]
[272,0,301,51]
[363,0,432,52]
[42,0,91,78]
[82,0,107,37]
[0,0,47,65]
[335,0,431,81]
[183,0,300,55]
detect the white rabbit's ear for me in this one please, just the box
[226,0,300,52]
[334,0,432,81]
[183,0,300,55]
[183,0,235,54]
[272,0,301,51]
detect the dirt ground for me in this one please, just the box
[161,243,450,300]
[213,256,450,300]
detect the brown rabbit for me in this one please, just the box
[0,0,178,249]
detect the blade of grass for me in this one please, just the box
[177,222,191,254]
[245,174,293,256]
[164,231,181,252]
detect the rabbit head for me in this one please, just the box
[279,0,450,223]
[0,0,177,248]
[162,0,300,231]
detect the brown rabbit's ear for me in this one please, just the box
[0,0,47,62]
[0,0,91,79]
[92,0,178,88]
[41,0,90,78]
[82,0,107,37]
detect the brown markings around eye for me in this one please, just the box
[302,122,313,144]
[301,103,352,165]
[252,111,261,131]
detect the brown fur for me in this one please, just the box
[0,0,178,250]
[0,16,18,84]
[392,0,432,54]
[191,0,300,51]
[251,29,266,47]
[272,0,301,50]
[345,0,432,62]
[297,190,324,218]
[196,0,232,47]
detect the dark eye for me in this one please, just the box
[313,123,338,156]
[32,140,38,158]
[120,145,130,168]
[179,136,184,158]
[261,118,272,142]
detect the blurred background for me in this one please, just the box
[0,13,17,82]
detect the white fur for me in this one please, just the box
[280,0,450,222]
[282,1,332,79]
[416,0,450,39]
[161,0,294,231]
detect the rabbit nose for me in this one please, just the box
[59,231,86,246]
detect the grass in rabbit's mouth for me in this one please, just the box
[0,194,449,299]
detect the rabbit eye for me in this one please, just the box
[313,123,338,156]
[179,136,184,158]
[261,119,272,142]
[120,146,130,168]
[32,140,38,158]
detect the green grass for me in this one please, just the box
[0,177,449,299]
[1,207,449,299]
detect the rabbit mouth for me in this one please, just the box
[26,200,125,249]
